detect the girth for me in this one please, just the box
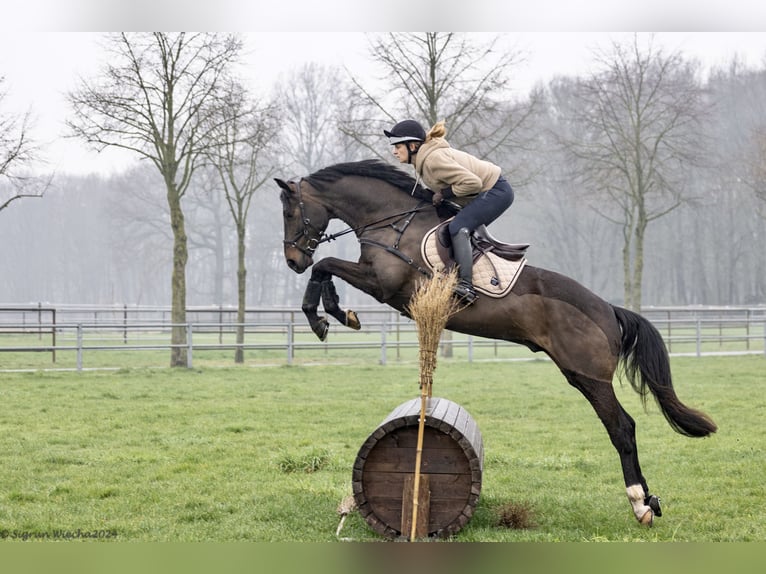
[358,237,432,277]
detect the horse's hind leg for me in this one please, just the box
[562,369,662,525]
[321,280,361,330]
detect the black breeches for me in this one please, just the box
[448,175,514,236]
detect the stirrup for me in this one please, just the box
[453,280,478,305]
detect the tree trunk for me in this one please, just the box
[235,225,247,363]
[168,183,188,367]
[621,224,633,309]
[631,217,647,312]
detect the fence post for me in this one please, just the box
[666,309,672,353]
[287,321,294,365]
[52,308,57,363]
[380,318,387,366]
[186,324,193,369]
[696,318,702,358]
[395,311,401,362]
[76,324,83,372]
[467,335,474,363]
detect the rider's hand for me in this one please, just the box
[432,191,444,206]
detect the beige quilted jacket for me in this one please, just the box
[413,137,501,197]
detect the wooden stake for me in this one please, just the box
[402,473,430,540]
[405,270,460,541]
[409,392,428,540]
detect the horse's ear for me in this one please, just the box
[274,178,291,192]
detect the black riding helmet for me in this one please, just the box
[385,119,426,164]
[384,119,426,144]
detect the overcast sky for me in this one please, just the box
[2,3,765,175]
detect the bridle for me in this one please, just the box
[282,178,327,258]
[282,176,434,275]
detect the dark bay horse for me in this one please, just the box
[275,159,717,526]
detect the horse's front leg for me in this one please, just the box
[301,278,330,341]
[321,280,361,331]
[304,256,395,340]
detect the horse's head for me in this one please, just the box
[275,177,330,273]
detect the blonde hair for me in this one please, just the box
[426,120,447,142]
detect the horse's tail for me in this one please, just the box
[613,305,717,438]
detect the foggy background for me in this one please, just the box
[1,32,765,311]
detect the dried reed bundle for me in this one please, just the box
[407,269,461,396]
[404,269,461,540]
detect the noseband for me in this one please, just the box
[282,178,327,258]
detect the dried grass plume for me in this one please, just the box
[407,270,461,395]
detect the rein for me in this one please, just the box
[283,177,432,275]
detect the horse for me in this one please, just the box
[274,159,717,527]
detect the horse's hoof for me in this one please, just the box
[345,310,361,330]
[639,509,654,526]
[646,495,662,517]
[315,318,329,341]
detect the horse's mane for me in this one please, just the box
[306,159,430,199]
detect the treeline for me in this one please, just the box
[1,34,764,310]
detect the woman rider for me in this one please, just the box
[384,119,514,304]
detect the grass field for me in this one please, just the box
[0,355,763,542]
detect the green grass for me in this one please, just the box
[0,356,763,542]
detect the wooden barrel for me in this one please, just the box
[352,397,483,539]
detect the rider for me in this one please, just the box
[384,119,514,304]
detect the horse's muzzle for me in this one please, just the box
[286,254,312,274]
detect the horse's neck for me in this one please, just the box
[325,183,427,231]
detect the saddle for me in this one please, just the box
[436,222,529,263]
[421,220,529,299]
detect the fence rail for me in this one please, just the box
[1,304,764,371]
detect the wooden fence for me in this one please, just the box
[1,304,764,371]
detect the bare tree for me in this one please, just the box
[720,64,766,215]
[696,60,766,304]
[528,79,623,297]
[560,34,707,310]
[208,81,279,362]
[275,62,362,173]
[341,33,535,168]
[67,33,243,366]
[1,76,47,212]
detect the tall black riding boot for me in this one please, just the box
[451,227,478,305]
